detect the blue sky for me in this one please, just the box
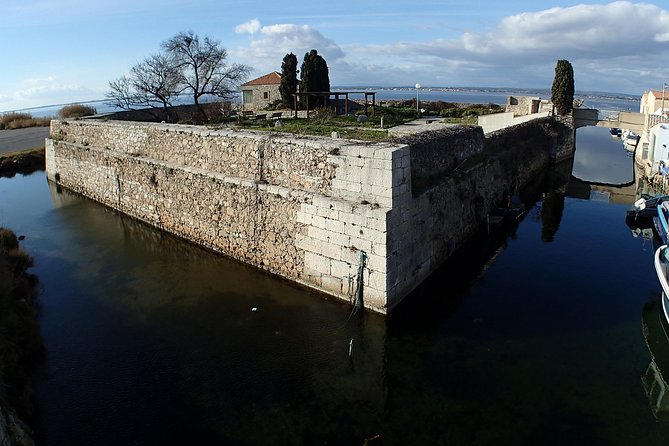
[1,0,668,111]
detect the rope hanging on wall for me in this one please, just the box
[353,250,367,311]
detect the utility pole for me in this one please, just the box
[415,83,421,115]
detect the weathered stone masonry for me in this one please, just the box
[45,118,572,313]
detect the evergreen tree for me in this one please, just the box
[551,60,575,115]
[299,50,330,108]
[279,53,298,107]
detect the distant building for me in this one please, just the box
[505,96,552,116]
[640,90,669,116]
[633,90,669,174]
[240,72,282,111]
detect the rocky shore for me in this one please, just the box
[0,228,42,446]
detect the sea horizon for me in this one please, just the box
[0,86,642,117]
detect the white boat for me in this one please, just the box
[622,130,639,152]
[653,245,669,326]
[654,203,669,244]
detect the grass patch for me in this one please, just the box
[442,117,479,125]
[2,147,44,157]
[224,105,417,142]
[231,118,390,142]
[211,102,499,140]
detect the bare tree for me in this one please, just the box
[161,31,251,106]
[107,75,136,110]
[108,54,179,110]
[107,53,180,121]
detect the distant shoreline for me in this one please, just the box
[1,86,641,116]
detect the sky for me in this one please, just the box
[1,0,668,111]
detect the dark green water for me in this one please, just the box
[1,126,668,445]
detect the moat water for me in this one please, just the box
[2,126,669,444]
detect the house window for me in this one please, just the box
[243,90,253,104]
[642,142,649,161]
[263,91,269,100]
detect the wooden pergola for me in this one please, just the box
[292,91,376,118]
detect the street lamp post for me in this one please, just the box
[663,83,667,117]
[415,83,421,115]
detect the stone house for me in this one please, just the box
[505,96,553,116]
[240,72,282,111]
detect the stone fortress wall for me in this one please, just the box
[46,118,572,313]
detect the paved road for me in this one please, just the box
[0,126,50,154]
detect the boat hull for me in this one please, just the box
[654,203,669,244]
[628,195,669,230]
[664,291,669,330]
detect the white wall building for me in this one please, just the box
[649,123,669,172]
[640,90,669,116]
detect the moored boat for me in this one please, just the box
[654,202,669,244]
[654,245,669,327]
[627,194,669,224]
[621,129,639,152]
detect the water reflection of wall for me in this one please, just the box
[541,193,565,242]
[40,158,579,443]
[566,176,636,204]
[641,299,669,420]
[44,180,390,444]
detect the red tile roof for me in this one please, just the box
[241,71,281,87]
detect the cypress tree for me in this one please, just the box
[551,60,575,115]
[279,53,298,107]
[299,49,330,108]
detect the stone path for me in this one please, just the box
[387,118,454,136]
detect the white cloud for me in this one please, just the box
[655,32,669,42]
[232,23,346,77]
[359,2,669,64]
[332,1,669,92]
[235,18,261,35]
[0,77,99,111]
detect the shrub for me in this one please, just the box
[440,108,465,118]
[1,112,32,126]
[0,228,19,252]
[311,107,334,124]
[0,112,51,129]
[58,104,97,118]
[439,104,502,119]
